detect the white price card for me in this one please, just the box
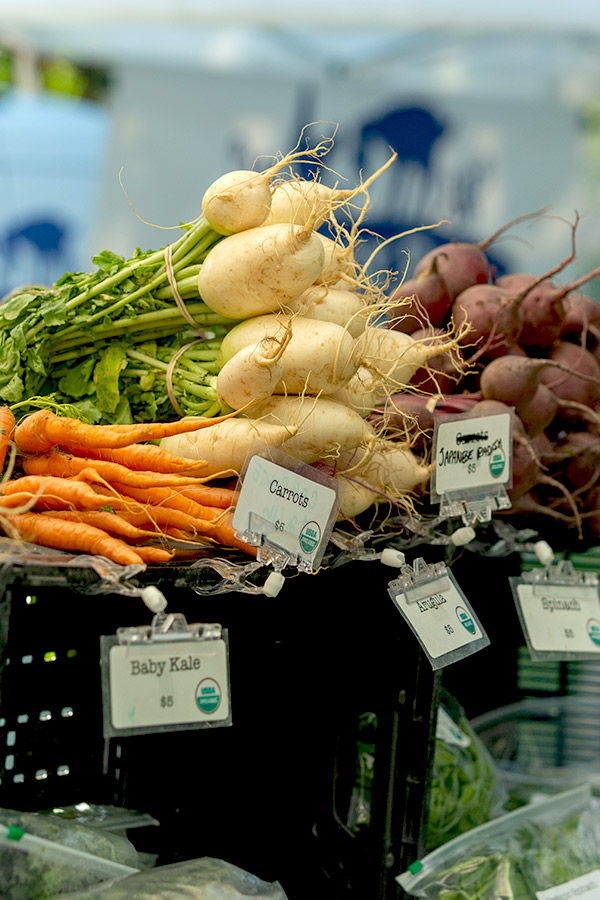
[433,411,512,498]
[511,578,600,659]
[232,454,338,570]
[101,635,231,737]
[389,566,490,670]
[536,869,600,900]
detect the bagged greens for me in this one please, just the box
[0,807,139,898]
[426,692,507,851]
[347,695,506,848]
[49,856,289,899]
[398,785,600,899]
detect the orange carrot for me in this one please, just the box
[0,512,145,567]
[1,476,121,511]
[179,484,240,509]
[63,442,209,475]
[39,509,158,542]
[21,451,207,488]
[110,483,224,522]
[14,408,240,455]
[160,526,214,545]
[101,500,220,537]
[0,406,16,473]
[134,545,175,565]
[106,499,256,557]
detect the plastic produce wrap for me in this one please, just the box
[0,537,145,596]
[46,802,159,834]
[472,696,600,809]
[346,695,506,843]
[426,691,507,851]
[50,856,289,899]
[346,712,377,831]
[0,807,140,898]
[0,537,279,598]
[399,785,600,899]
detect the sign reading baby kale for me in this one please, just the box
[433,411,513,499]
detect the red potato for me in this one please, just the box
[514,279,567,349]
[387,265,453,334]
[413,210,546,300]
[511,431,582,534]
[457,399,580,529]
[540,341,600,408]
[555,431,600,492]
[561,292,600,342]
[505,344,529,358]
[503,490,580,531]
[495,273,547,293]
[516,263,600,349]
[451,283,524,360]
[479,353,600,434]
[582,485,600,538]
[413,242,490,301]
[515,384,559,437]
[479,355,543,409]
[453,228,585,361]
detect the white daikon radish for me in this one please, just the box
[315,233,356,286]
[263,153,396,228]
[358,325,468,389]
[160,418,295,477]
[202,170,272,236]
[216,323,291,410]
[332,367,382,417]
[219,314,358,395]
[334,475,379,520]
[337,441,432,501]
[197,220,325,319]
[286,285,369,337]
[201,138,342,235]
[249,395,376,464]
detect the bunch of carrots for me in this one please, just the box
[0,405,256,569]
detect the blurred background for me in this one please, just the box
[2,0,600,299]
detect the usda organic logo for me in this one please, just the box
[456,606,476,635]
[195,678,221,714]
[299,521,321,554]
[489,447,506,479]
[587,619,600,647]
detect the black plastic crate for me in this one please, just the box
[0,558,440,900]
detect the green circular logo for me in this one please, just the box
[489,447,506,479]
[195,678,221,714]
[456,606,476,634]
[588,619,600,647]
[299,521,321,554]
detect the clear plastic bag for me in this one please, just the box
[50,856,289,899]
[346,695,507,844]
[0,809,140,899]
[426,691,508,851]
[399,785,600,899]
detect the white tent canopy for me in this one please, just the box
[2,1,600,97]
[3,0,600,32]
[2,0,600,289]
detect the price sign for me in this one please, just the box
[511,575,600,660]
[432,411,513,498]
[232,454,338,571]
[389,560,490,670]
[101,630,231,737]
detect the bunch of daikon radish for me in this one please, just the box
[160,135,469,522]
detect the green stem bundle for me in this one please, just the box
[0,216,233,424]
